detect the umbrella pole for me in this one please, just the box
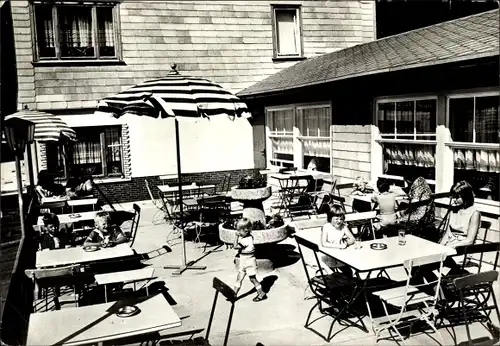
[164,118,206,275]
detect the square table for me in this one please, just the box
[36,243,135,268]
[67,198,99,212]
[95,267,156,302]
[294,229,456,333]
[26,293,181,345]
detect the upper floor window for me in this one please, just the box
[33,2,119,61]
[449,94,499,144]
[271,5,303,59]
[377,98,437,139]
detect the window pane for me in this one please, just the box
[395,101,414,136]
[475,96,499,144]
[97,6,115,57]
[59,6,94,57]
[415,99,436,134]
[71,128,102,176]
[449,97,474,142]
[297,106,330,137]
[377,102,395,135]
[35,5,56,58]
[276,9,299,55]
[267,109,293,133]
[105,127,122,176]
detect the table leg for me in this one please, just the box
[104,284,108,303]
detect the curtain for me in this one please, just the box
[454,148,500,173]
[60,7,92,49]
[415,99,436,134]
[267,109,293,133]
[98,7,114,48]
[475,96,499,144]
[384,143,435,167]
[276,9,298,55]
[297,106,330,137]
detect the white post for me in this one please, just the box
[293,126,302,169]
[370,124,383,184]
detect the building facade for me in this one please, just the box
[4,0,375,202]
[238,10,499,228]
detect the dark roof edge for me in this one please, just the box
[237,50,499,99]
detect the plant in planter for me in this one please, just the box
[238,170,267,190]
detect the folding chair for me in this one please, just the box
[371,253,447,345]
[286,175,316,220]
[308,179,337,214]
[25,264,82,312]
[172,277,237,346]
[295,235,362,342]
[145,179,169,225]
[453,271,500,345]
[437,242,500,333]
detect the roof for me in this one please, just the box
[237,9,499,98]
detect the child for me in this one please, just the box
[371,178,397,230]
[65,176,93,199]
[84,212,127,248]
[351,176,373,196]
[39,213,69,250]
[233,218,267,302]
[321,205,356,277]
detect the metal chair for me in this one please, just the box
[308,179,337,214]
[145,179,169,225]
[371,253,447,345]
[25,264,82,312]
[295,235,361,342]
[128,203,141,247]
[453,271,500,345]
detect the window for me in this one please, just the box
[271,5,303,59]
[47,126,124,178]
[449,95,499,144]
[266,103,331,172]
[33,2,119,61]
[448,93,499,201]
[377,98,438,181]
[377,98,437,139]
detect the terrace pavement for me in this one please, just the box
[110,198,500,346]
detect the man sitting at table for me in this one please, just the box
[39,213,70,250]
[84,212,128,248]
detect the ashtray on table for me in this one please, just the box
[116,305,141,318]
[370,243,388,251]
[83,245,100,252]
[69,213,81,218]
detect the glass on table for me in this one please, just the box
[398,229,406,246]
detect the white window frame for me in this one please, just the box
[376,96,438,140]
[271,5,303,59]
[31,0,121,62]
[446,91,499,144]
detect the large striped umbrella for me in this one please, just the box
[4,109,76,142]
[95,65,251,275]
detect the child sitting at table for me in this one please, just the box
[371,178,398,232]
[233,218,267,302]
[321,205,356,277]
[351,176,373,196]
[38,213,70,250]
[84,212,128,248]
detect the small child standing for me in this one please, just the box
[233,218,267,302]
[321,205,356,277]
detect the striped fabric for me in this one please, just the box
[4,110,76,142]
[96,73,251,119]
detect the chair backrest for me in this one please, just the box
[295,235,330,297]
[329,194,346,211]
[25,264,82,282]
[128,203,141,247]
[404,253,447,303]
[204,277,237,346]
[320,180,337,194]
[456,241,500,272]
[453,270,499,291]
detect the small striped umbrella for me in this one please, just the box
[4,109,76,142]
[95,65,251,275]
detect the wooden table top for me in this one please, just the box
[67,198,99,206]
[26,293,181,345]
[36,243,134,268]
[158,184,216,193]
[295,230,456,273]
[95,267,155,286]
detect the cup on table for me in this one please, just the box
[398,230,406,246]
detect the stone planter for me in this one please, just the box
[230,186,272,224]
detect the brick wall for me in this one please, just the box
[93,168,257,205]
[10,0,375,111]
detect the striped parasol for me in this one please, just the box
[96,65,251,119]
[95,64,252,275]
[4,109,76,142]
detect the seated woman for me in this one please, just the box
[440,180,481,248]
[320,205,356,277]
[38,213,70,250]
[394,173,435,237]
[84,212,128,248]
[371,179,397,231]
[65,176,93,199]
[35,170,66,199]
